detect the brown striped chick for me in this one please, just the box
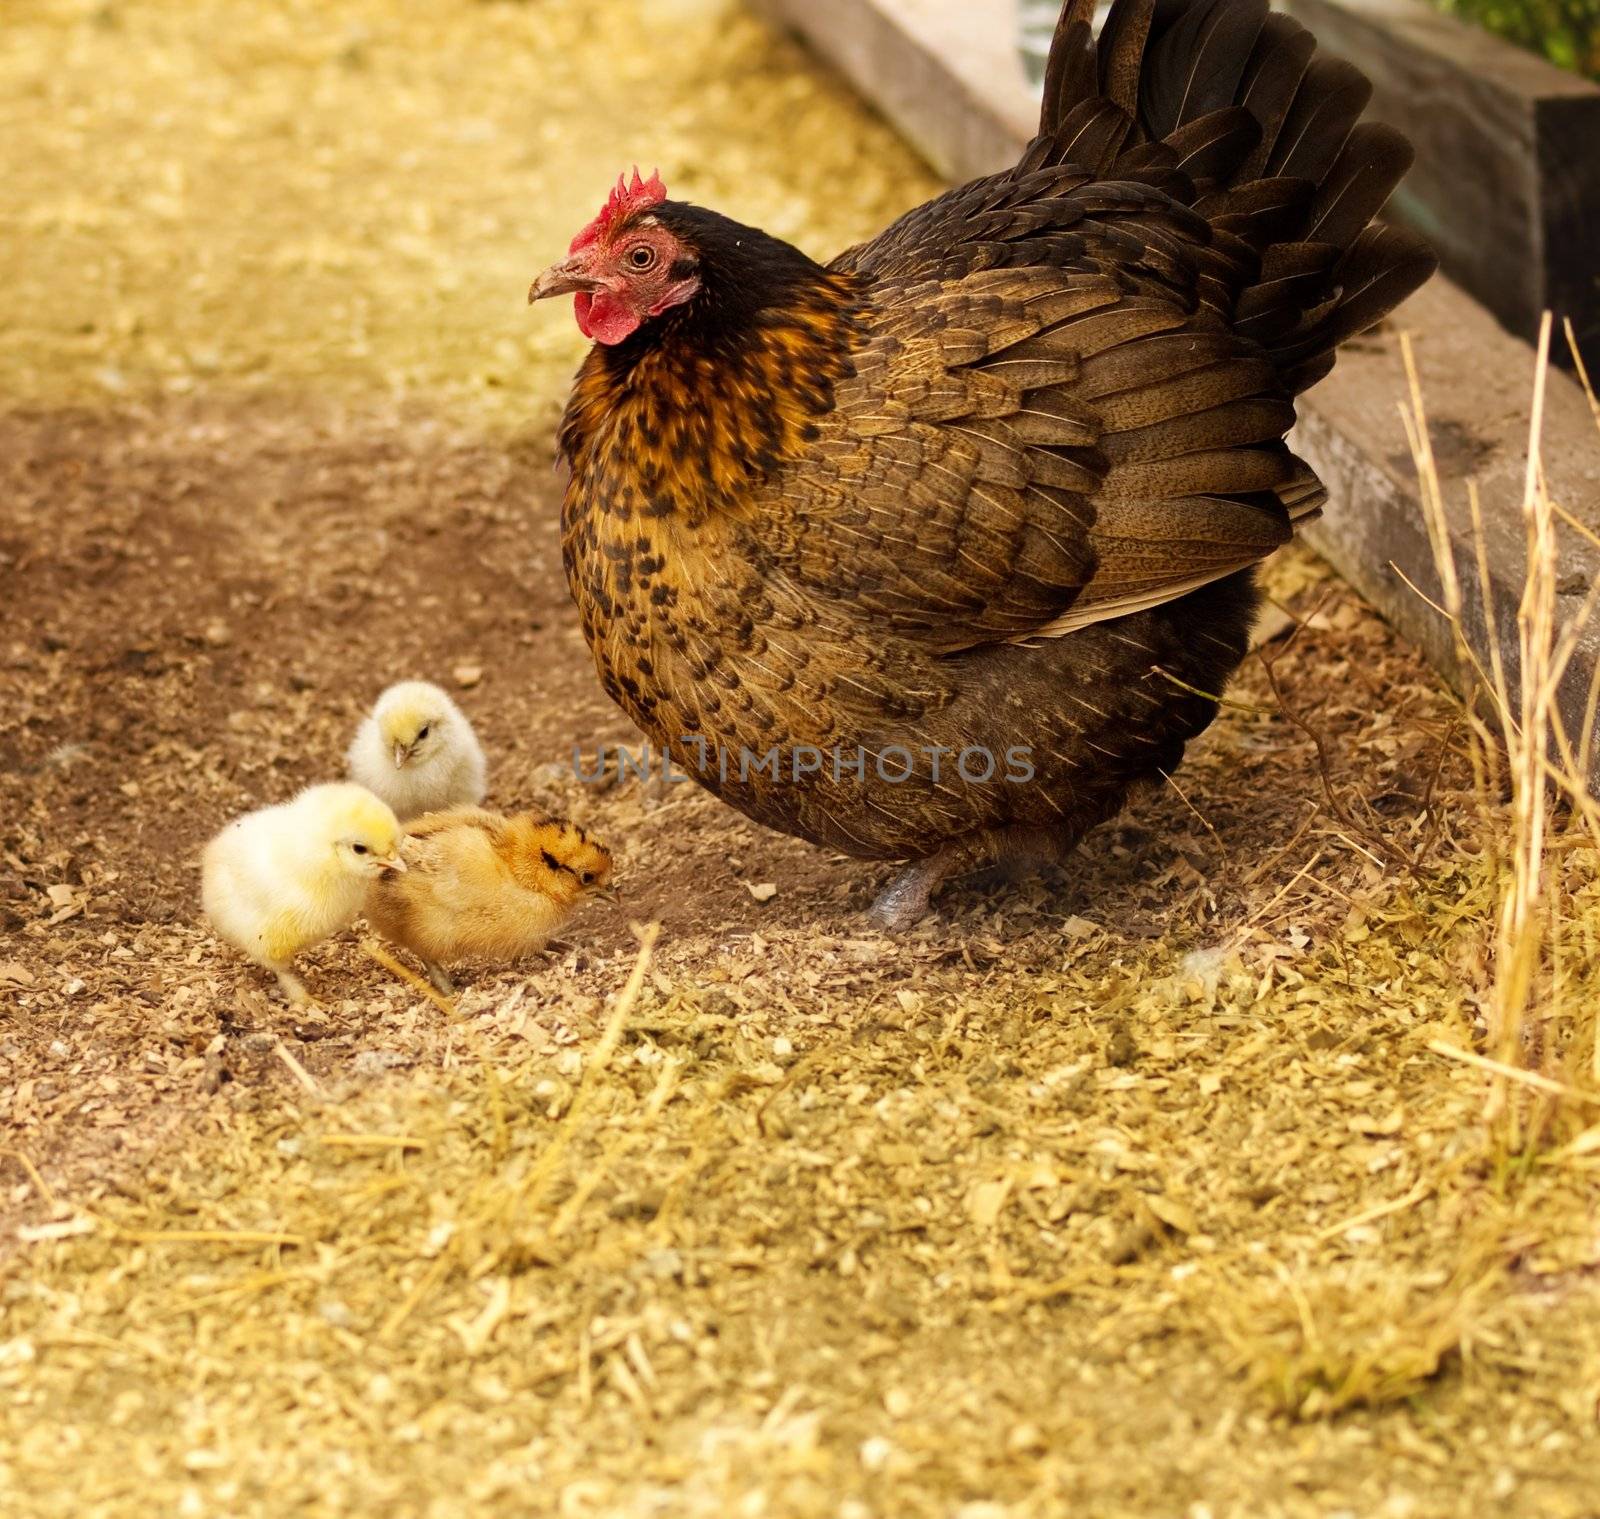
[201,782,406,1005]
[365,807,614,992]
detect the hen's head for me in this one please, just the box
[529,169,701,345]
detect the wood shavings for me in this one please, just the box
[0,2,1597,1514]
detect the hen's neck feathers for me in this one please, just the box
[558,203,859,523]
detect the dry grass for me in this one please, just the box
[4,3,1600,1517]
[1402,316,1600,1146]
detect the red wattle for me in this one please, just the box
[573,290,640,346]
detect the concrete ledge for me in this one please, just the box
[754,0,1600,791]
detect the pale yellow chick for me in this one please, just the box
[347,680,487,821]
[201,782,406,1005]
[366,807,614,992]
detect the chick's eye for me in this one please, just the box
[417,725,430,740]
[353,844,369,855]
[627,245,656,271]
[580,872,593,885]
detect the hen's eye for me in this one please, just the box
[627,245,656,271]
[353,844,369,855]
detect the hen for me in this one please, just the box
[529,0,1435,926]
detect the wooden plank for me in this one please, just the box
[754,0,1600,790]
[1284,0,1600,371]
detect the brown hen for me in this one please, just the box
[529,0,1436,926]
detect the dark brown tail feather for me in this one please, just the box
[1035,0,1435,394]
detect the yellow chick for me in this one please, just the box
[366,807,614,992]
[201,782,406,1005]
[347,680,488,821]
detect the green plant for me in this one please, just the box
[1431,0,1600,79]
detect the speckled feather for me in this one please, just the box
[555,0,1435,865]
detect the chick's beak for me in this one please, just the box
[528,256,605,304]
[393,742,409,770]
[595,884,621,905]
[380,853,407,874]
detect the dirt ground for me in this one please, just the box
[3,3,1599,1517]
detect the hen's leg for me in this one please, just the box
[868,824,1078,931]
[869,854,957,931]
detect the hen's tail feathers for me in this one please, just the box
[1032,0,1435,393]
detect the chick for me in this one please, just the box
[365,807,614,992]
[347,680,487,821]
[201,782,406,1005]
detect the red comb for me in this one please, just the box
[569,167,667,252]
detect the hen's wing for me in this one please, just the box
[756,0,1431,654]
[759,167,1312,654]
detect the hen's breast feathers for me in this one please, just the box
[559,268,879,746]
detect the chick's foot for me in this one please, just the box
[272,967,313,1007]
[424,961,456,997]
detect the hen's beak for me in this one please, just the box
[393,741,410,770]
[529,256,604,304]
